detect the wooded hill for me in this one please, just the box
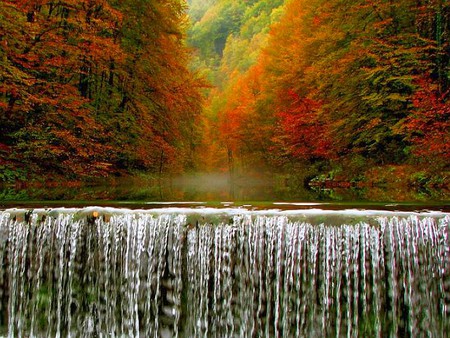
[189,0,449,186]
[0,0,203,181]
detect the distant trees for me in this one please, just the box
[187,0,285,171]
[0,0,203,179]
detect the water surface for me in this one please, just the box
[0,173,448,211]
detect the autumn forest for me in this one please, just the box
[0,0,449,191]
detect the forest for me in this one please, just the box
[0,0,204,181]
[188,0,449,188]
[1,0,449,190]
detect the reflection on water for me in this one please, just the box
[0,173,449,209]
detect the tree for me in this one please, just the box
[199,0,448,177]
[0,0,204,179]
[403,77,449,162]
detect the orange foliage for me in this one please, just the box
[218,64,264,155]
[0,0,202,177]
[271,89,332,162]
[405,78,450,160]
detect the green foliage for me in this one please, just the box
[188,0,285,88]
[187,0,219,22]
[0,165,27,183]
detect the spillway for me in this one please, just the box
[0,207,448,337]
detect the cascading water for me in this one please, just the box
[0,207,448,337]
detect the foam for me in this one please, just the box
[1,206,448,219]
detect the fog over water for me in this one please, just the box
[0,172,448,211]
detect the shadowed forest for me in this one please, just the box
[0,0,449,195]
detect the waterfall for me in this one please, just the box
[0,208,448,337]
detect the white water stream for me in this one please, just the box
[0,208,448,337]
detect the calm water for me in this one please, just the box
[0,173,449,211]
